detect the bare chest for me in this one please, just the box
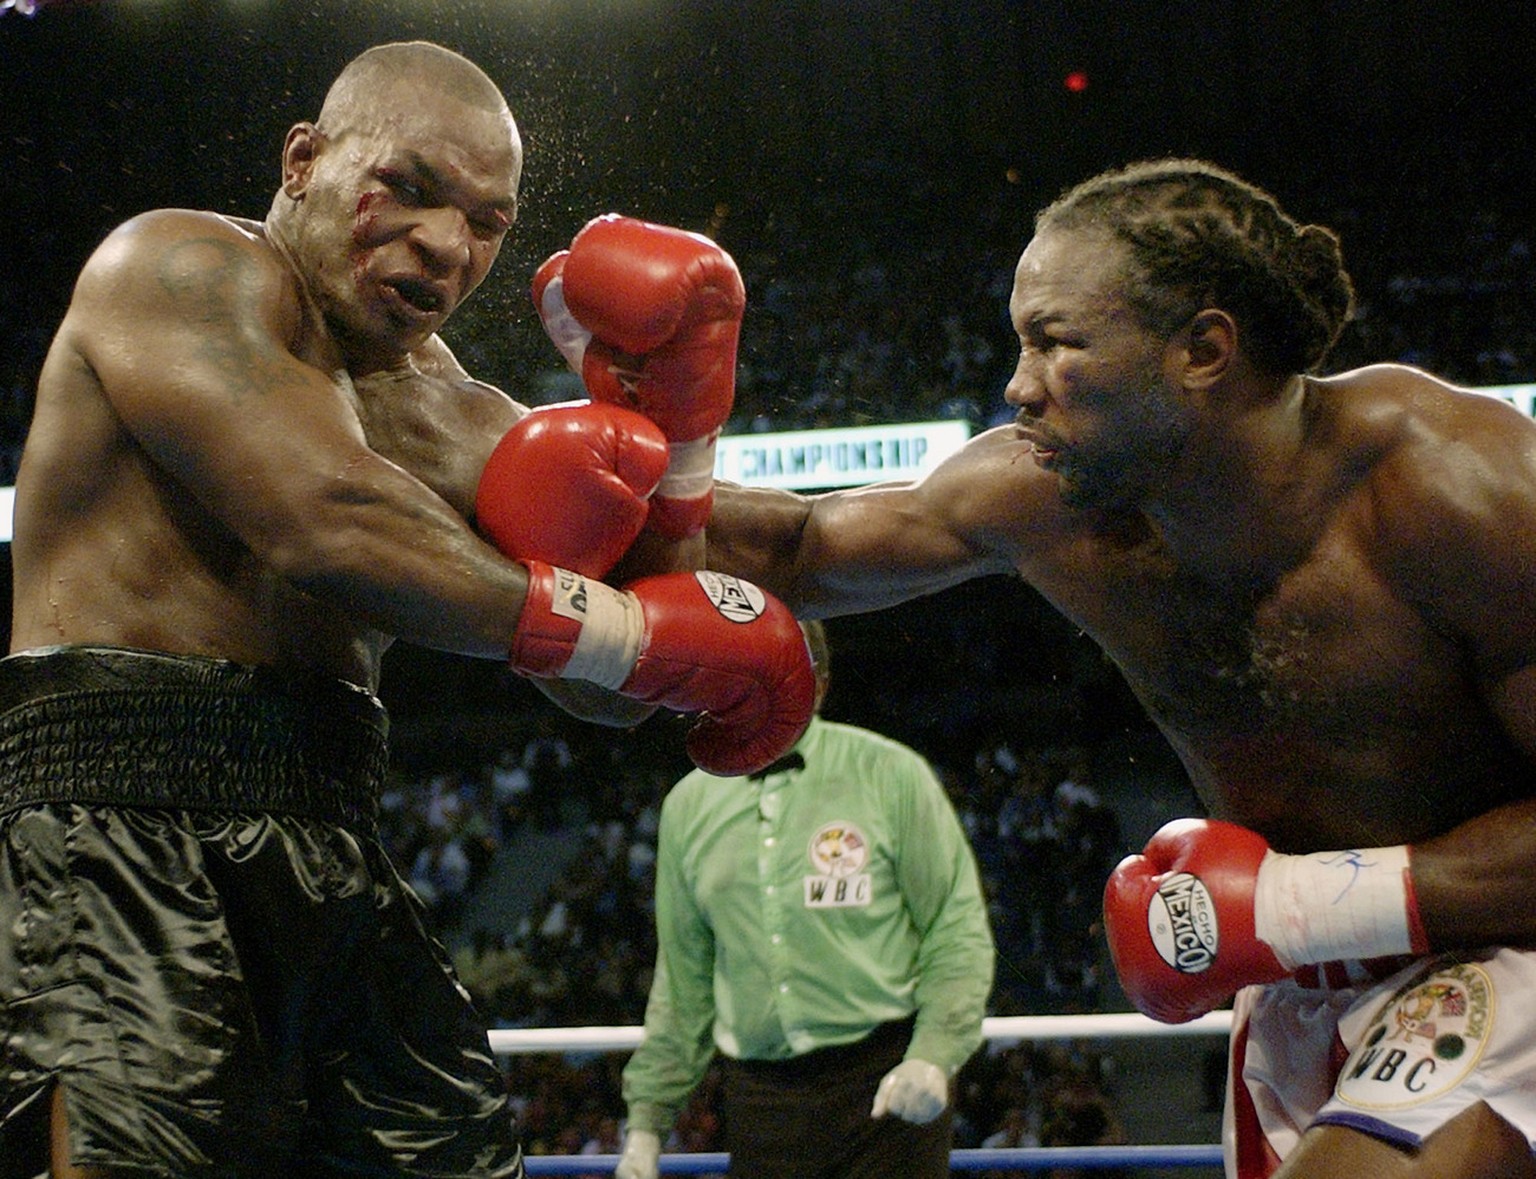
[1055,523,1422,721]
[1046,525,1503,840]
[1128,558,1432,736]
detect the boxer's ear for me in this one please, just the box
[281,122,323,199]
[1179,309,1237,391]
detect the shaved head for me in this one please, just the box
[268,40,523,369]
[318,41,511,137]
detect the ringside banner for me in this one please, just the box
[714,420,972,491]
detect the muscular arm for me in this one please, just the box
[1373,382,1536,949]
[21,207,657,744]
[66,211,536,658]
[705,426,1040,618]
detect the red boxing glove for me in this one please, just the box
[1103,819,1428,1024]
[532,214,745,539]
[509,562,814,776]
[1103,819,1288,1024]
[475,403,669,579]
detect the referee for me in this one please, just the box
[615,620,995,1178]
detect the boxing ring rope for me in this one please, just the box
[516,1144,1226,1174]
[490,1012,1233,1174]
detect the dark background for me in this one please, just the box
[4,0,1535,780]
[8,0,1536,336]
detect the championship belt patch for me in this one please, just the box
[1334,961,1494,1110]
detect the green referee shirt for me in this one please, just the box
[622,716,995,1137]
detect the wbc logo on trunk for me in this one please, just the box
[1334,962,1492,1110]
[1149,872,1219,973]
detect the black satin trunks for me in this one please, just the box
[0,647,523,1179]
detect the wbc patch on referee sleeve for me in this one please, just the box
[1333,961,1494,1111]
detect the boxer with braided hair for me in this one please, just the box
[707,158,1536,1177]
[1034,158,1356,376]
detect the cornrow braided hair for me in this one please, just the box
[1036,159,1357,374]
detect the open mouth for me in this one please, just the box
[382,278,446,316]
[1014,423,1061,459]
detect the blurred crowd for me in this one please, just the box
[702,170,1533,438]
[380,731,1127,1014]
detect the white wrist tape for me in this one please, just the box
[538,275,593,374]
[1253,845,1417,969]
[551,575,643,689]
[657,435,718,501]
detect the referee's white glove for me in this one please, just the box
[614,1128,661,1179]
[870,1058,949,1124]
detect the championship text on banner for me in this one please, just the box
[715,420,971,491]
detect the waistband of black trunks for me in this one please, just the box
[0,645,389,832]
[724,1014,917,1082]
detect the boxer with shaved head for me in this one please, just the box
[1,41,812,1178]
